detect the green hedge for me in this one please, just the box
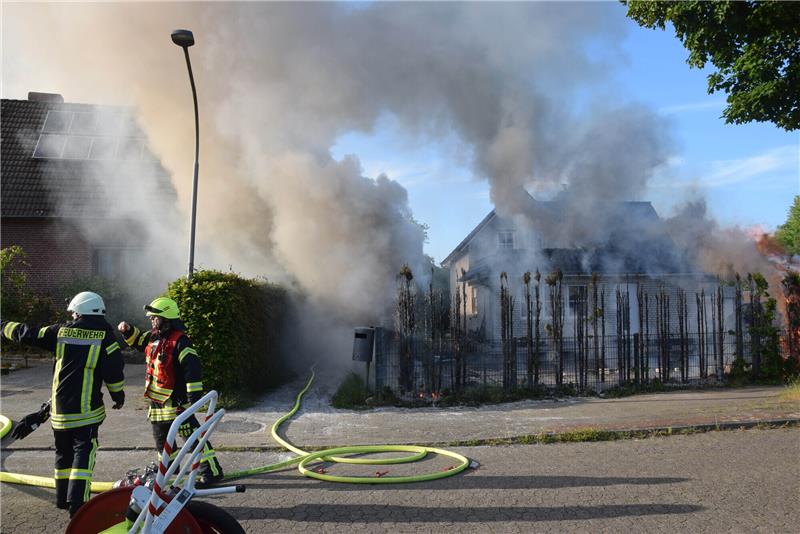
[167,270,287,405]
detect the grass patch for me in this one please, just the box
[779,378,800,402]
[218,390,257,410]
[332,375,800,410]
[437,385,555,407]
[440,420,799,448]
[602,380,668,398]
[600,379,745,398]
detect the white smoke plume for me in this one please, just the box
[4,3,774,368]
[2,3,628,314]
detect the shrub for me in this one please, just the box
[167,269,288,406]
[331,373,369,409]
[1,247,59,357]
[1,246,59,325]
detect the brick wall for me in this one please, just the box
[1,217,93,296]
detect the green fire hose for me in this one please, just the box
[0,415,11,440]
[0,367,469,491]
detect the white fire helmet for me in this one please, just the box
[67,291,106,316]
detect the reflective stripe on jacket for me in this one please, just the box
[122,324,204,422]
[144,329,183,403]
[1,317,125,430]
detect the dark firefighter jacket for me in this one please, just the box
[1,316,125,430]
[122,325,204,422]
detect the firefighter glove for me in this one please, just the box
[11,402,50,440]
[110,390,125,409]
[178,422,193,438]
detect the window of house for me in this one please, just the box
[92,248,126,280]
[470,286,478,316]
[519,290,529,319]
[93,248,146,280]
[497,230,515,250]
[568,285,588,316]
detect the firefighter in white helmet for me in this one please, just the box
[1,291,125,516]
[117,296,224,488]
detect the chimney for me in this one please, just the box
[28,92,64,103]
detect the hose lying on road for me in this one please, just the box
[1,414,115,491]
[0,415,11,440]
[0,367,469,492]
[224,366,470,484]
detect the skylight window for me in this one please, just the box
[89,137,117,160]
[95,113,122,135]
[42,111,72,133]
[33,109,146,160]
[62,136,93,159]
[33,134,66,158]
[69,112,97,135]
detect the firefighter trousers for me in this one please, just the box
[53,424,99,512]
[151,415,223,479]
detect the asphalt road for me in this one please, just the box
[2,428,798,533]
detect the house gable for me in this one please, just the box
[443,194,691,279]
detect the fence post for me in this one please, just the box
[374,327,383,401]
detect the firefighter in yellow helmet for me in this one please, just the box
[1,291,125,516]
[117,296,223,487]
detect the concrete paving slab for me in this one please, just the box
[1,359,798,452]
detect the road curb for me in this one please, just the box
[5,418,797,453]
[438,417,800,447]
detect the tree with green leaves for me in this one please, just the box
[624,1,800,131]
[775,196,800,256]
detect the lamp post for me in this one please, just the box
[171,29,200,280]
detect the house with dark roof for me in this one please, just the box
[441,194,718,340]
[1,92,175,296]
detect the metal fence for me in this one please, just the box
[373,329,753,399]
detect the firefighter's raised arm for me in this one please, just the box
[1,320,59,352]
[117,320,151,351]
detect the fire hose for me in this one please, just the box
[0,415,12,440]
[0,367,470,492]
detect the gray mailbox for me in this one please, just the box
[352,327,375,362]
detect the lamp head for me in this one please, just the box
[171,29,195,48]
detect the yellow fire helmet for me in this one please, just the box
[144,297,180,320]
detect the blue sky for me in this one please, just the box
[332,5,799,264]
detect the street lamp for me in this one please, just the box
[171,29,200,280]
